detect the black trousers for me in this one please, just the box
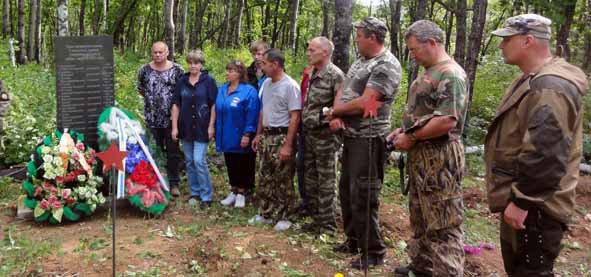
[500,207,566,277]
[224,152,256,192]
[150,127,181,188]
[338,136,386,257]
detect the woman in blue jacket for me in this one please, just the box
[214,60,260,208]
[171,50,217,207]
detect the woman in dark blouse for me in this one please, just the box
[171,50,217,207]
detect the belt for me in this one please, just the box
[263,127,289,135]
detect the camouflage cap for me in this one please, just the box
[353,17,388,37]
[492,14,552,40]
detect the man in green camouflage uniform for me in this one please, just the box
[388,20,468,276]
[329,17,401,270]
[301,37,345,235]
[250,48,302,231]
[486,14,588,276]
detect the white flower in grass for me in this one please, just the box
[77,175,87,182]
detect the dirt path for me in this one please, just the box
[1,176,590,276]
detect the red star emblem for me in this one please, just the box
[363,94,383,118]
[95,142,128,173]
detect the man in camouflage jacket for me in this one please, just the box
[388,20,468,276]
[486,14,589,276]
[300,37,345,235]
[329,17,401,270]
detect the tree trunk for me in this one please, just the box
[583,0,591,72]
[10,0,14,37]
[389,0,401,57]
[218,0,231,48]
[16,0,24,63]
[321,0,329,37]
[287,0,298,51]
[332,0,352,72]
[125,10,135,50]
[188,0,198,48]
[407,0,427,93]
[79,0,86,35]
[27,0,36,62]
[57,0,69,36]
[93,0,100,34]
[556,0,577,61]
[262,0,271,40]
[190,0,208,49]
[480,7,506,61]
[176,0,188,54]
[454,0,467,67]
[414,0,427,21]
[444,10,453,53]
[245,0,252,43]
[465,0,487,101]
[34,0,40,62]
[112,0,139,47]
[164,0,175,60]
[2,0,10,37]
[233,0,244,47]
[270,0,280,48]
[102,0,107,33]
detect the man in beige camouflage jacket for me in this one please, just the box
[486,14,589,276]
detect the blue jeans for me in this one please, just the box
[182,140,213,202]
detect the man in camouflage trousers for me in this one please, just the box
[250,48,302,231]
[486,14,588,276]
[329,17,401,270]
[388,20,468,276]
[300,37,345,235]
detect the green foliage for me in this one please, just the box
[0,47,56,165]
[0,177,20,204]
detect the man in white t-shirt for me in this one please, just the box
[250,48,302,231]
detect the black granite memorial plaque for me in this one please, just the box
[55,36,114,148]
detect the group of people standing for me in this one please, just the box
[136,14,588,276]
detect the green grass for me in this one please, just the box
[463,208,498,246]
[0,225,57,275]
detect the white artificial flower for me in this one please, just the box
[43,154,53,163]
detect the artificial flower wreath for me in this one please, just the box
[22,129,106,223]
[98,107,170,215]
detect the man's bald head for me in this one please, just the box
[152,41,169,52]
[309,36,334,56]
[306,36,334,68]
[151,41,169,63]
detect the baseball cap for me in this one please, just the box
[353,17,388,37]
[492,14,552,40]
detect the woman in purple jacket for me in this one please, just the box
[213,60,260,208]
